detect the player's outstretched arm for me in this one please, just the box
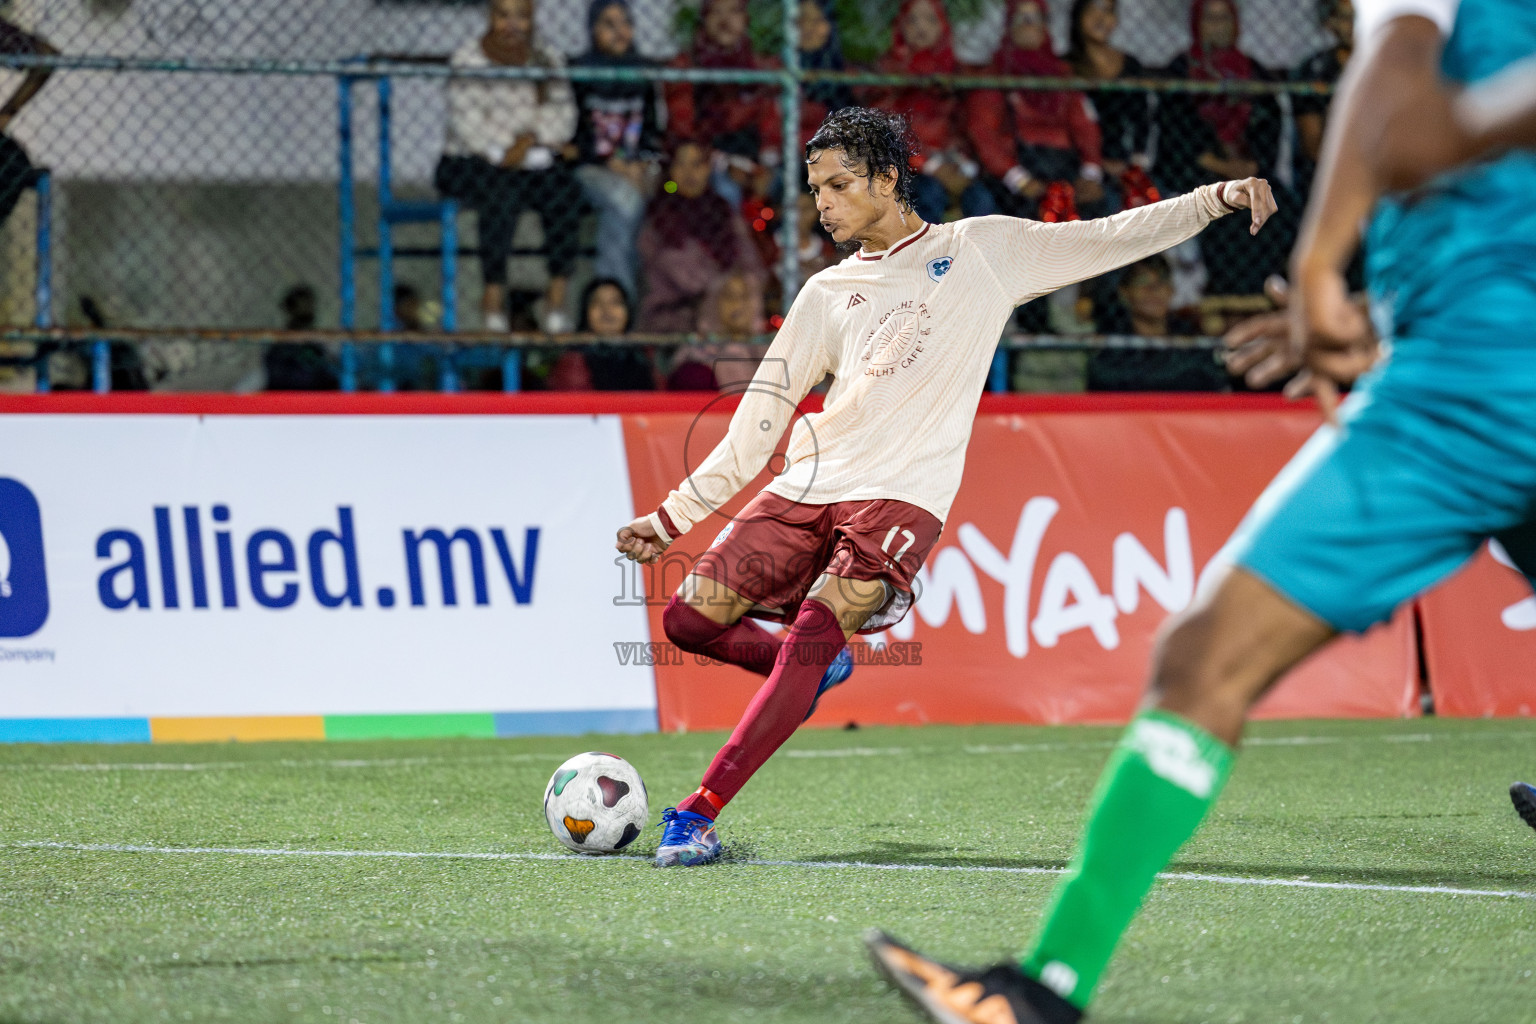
[611,286,833,557]
[989,178,1275,303]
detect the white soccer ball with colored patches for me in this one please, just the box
[543,752,649,854]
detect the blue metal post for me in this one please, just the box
[989,349,1009,392]
[439,200,457,332]
[33,170,51,329]
[378,343,396,393]
[340,344,359,393]
[375,77,397,393]
[377,77,396,333]
[438,199,459,392]
[92,339,110,394]
[32,169,53,393]
[501,349,522,392]
[778,0,801,310]
[337,75,359,392]
[438,346,459,393]
[338,76,357,330]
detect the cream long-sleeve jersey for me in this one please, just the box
[650,183,1240,540]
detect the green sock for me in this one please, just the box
[1020,708,1234,1010]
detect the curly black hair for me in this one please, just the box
[805,106,918,212]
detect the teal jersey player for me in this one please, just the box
[864,2,1536,1022]
[1232,0,1536,633]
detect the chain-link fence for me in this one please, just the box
[0,0,1343,393]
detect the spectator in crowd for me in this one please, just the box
[1064,0,1158,208]
[1088,255,1227,391]
[436,0,584,334]
[393,283,425,331]
[867,0,978,224]
[637,139,764,333]
[265,285,338,391]
[572,0,664,300]
[1290,0,1353,196]
[797,0,853,144]
[385,282,442,390]
[699,270,766,390]
[581,276,658,390]
[965,0,1106,222]
[1158,0,1291,295]
[667,271,764,392]
[667,0,782,206]
[0,16,55,236]
[746,188,838,313]
[0,14,54,394]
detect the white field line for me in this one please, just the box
[9,841,1535,902]
[0,728,1531,773]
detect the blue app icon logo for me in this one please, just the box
[0,478,49,637]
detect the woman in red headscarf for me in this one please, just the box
[665,0,783,201]
[963,0,1106,222]
[1158,0,1282,192]
[1159,0,1291,295]
[863,0,976,223]
[636,139,765,335]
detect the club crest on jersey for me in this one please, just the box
[860,300,933,377]
[926,256,953,282]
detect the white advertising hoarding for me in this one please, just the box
[0,414,654,724]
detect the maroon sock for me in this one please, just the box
[678,599,845,820]
[662,595,782,676]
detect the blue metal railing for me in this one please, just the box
[337,72,464,394]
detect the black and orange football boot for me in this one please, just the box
[865,930,1082,1024]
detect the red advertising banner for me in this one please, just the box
[621,397,1419,732]
[1419,544,1536,717]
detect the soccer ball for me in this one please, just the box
[543,752,649,853]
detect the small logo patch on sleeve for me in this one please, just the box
[926,257,953,282]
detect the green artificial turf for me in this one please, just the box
[2,718,1534,1023]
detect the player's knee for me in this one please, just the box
[662,594,725,651]
[1148,606,1258,713]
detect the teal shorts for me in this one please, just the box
[1226,345,1536,633]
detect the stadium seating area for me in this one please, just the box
[0,0,1352,393]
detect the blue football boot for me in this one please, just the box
[1512,782,1536,832]
[803,645,855,722]
[654,807,722,867]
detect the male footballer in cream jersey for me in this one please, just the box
[614,107,1276,868]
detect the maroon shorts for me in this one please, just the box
[693,491,942,634]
